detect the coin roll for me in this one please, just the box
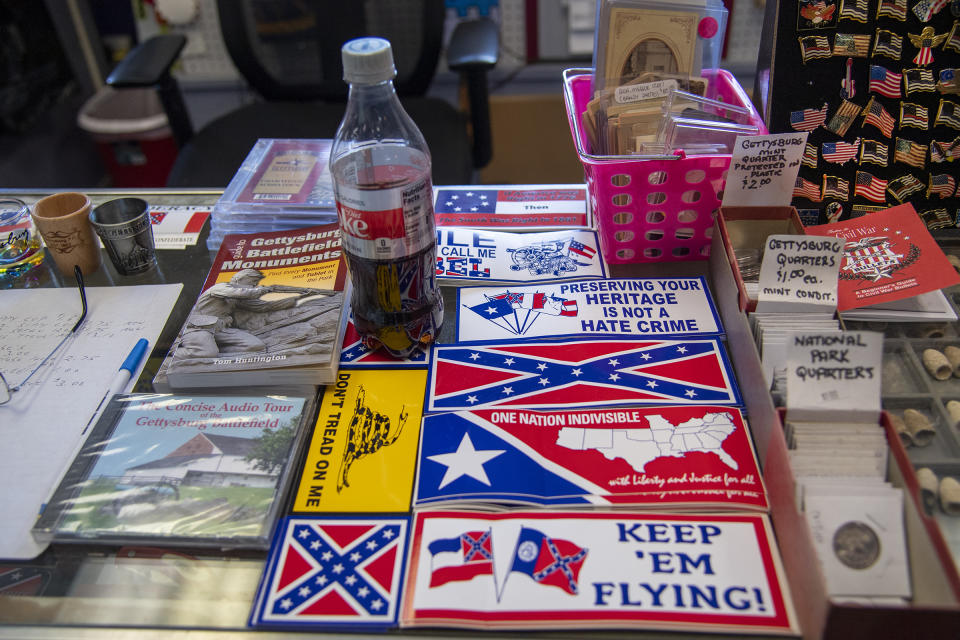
[916,467,939,516]
[947,400,960,430]
[944,345,960,378]
[922,348,952,381]
[890,412,912,448]
[939,477,960,516]
[904,408,935,447]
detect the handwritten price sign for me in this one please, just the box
[786,331,883,423]
[722,133,808,207]
[755,234,843,313]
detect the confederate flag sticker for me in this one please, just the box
[400,510,798,634]
[250,516,409,631]
[426,338,742,412]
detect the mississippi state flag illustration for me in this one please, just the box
[426,339,741,411]
[509,527,588,595]
[428,529,494,587]
[251,517,408,630]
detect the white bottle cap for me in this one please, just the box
[341,37,397,84]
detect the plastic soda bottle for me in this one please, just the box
[330,37,443,358]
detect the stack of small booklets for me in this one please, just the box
[162,221,351,388]
[786,413,911,604]
[247,245,799,634]
[208,139,337,250]
[781,327,912,606]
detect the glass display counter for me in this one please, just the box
[2,188,959,639]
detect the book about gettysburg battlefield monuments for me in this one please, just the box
[166,223,351,388]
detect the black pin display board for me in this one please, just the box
[757,0,960,229]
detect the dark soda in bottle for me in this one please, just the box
[330,38,443,358]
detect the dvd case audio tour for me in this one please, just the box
[33,393,316,550]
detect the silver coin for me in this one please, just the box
[832,521,880,570]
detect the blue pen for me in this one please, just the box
[82,338,150,434]
[108,338,150,397]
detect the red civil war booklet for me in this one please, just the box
[804,203,960,313]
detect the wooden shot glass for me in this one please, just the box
[30,192,100,276]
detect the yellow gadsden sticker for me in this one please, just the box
[292,368,426,513]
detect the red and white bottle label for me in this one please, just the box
[335,174,434,260]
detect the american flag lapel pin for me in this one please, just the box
[822,174,850,200]
[822,137,861,164]
[908,26,948,66]
[912,0,950,22]
[872,29,903,61]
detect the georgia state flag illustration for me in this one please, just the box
[509,527,588,595]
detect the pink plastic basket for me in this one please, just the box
[563,68,767,263]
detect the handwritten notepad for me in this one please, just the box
[0,284,182,559]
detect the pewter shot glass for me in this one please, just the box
[89,197,157,275]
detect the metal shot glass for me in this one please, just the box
[89,198,157,275]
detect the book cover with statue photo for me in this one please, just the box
[165,223,351,388]
[32,393,314,549]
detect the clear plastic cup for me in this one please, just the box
[0,198,44,279]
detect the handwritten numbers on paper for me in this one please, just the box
[0,305,144,392]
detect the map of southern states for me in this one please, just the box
[555,412,739,473]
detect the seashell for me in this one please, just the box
[944,345,960,378]
[922,348,952,381]
[947,400,960,430]
[916,325,947,339]
[904,409,935,447]
[916,467,939,516]
[939,477,960,516]
[890,412,912,448]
